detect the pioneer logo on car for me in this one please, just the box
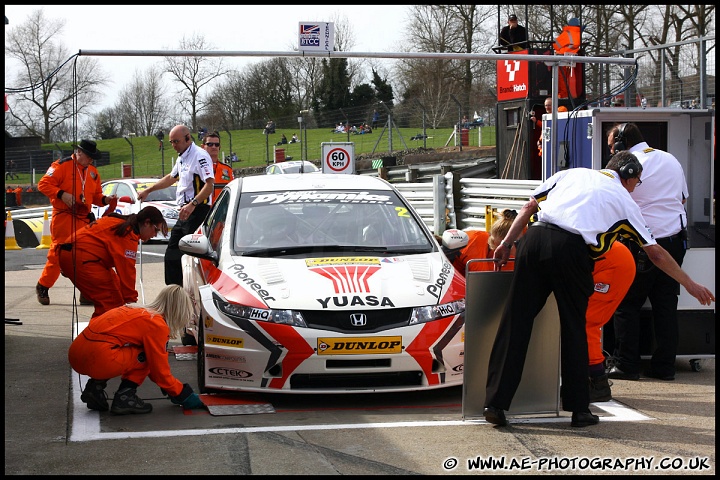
[228,264,275,302]
[317,336,402,355]
[426,261,453,300]
[206,334,244,348]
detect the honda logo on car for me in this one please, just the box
[317,336,402,355]
[350,313,367,326]
[206,334,244,348]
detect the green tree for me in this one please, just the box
[371,69,395,108]
[313,57,352,128]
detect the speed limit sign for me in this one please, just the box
[321,142,355,174]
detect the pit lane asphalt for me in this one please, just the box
[5,248,715,475]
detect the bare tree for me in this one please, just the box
[164,34,227,133]
[116,66,171,137]
[4,8,109,142]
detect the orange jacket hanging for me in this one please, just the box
[68,305,185,397]
[553,25,582,54]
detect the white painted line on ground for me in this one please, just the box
[69,322,652,442]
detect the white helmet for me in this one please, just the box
[441,229,469,250]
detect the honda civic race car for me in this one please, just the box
[91,178,179,242]
[179,173,466,394]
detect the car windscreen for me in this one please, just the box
[282,163,317,174]
[233,188,434,254]
[136,183,177,202]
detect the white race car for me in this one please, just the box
[92,178,179,242]
[179,173,466,394]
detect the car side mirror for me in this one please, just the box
[120,196,133,204]
[178,233,218,264]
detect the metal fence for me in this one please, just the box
[358,159,540,234]
[594,37,715,109]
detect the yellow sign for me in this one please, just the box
[305,257,379,267]
[205,334,244,348]
[317,336,402,355]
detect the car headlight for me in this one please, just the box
[409,299,465,325]
[215,298,307,327]
[164,209,179,220]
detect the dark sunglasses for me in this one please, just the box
[204,142,220,147]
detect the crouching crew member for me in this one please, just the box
[68,285,205,415]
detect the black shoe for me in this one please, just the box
[483,406,508,426]
[571,411,599,427]
[643,370,675,381]
[80,379,109,411]
[607,366,640,381]
[111,387,153,415]
[589,374,612,402]
[36,282,50,306]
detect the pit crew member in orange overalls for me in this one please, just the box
[68,285,205,415]
[57,206,167,318]
[586,241,635,402]
[202,131,235,200]
[442,209,521,274]
[36,140,117,305]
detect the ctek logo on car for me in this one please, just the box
[205,334,244,348]
[208,367,252,378]
[317,336,402,355]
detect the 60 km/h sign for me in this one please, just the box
[321,142,355,174]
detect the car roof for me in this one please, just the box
[275,161,316,169]
[237,173,394,193]
[103,178,165,185]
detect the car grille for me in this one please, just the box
[290,371,423,389]
[300,308,413,333]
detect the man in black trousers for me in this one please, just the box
[484,152,714,427]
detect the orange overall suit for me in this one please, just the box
[68,305,185,397]
[452,230,515,274]
[213,160,234,199]
[586,241,635,367]
[57,216,140,317]
[37,155,105,289]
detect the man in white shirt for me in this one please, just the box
[137,125,214,286]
